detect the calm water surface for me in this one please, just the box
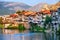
[0,29,60,40]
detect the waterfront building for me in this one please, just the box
[40,9,51,27]
[36,12,43,27]
[58,7,60,24]
[51,7,60,31]
[51,11,59,31]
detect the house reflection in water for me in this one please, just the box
[2,29,45,40]
[3,29,19,34]
[3,29,30,34]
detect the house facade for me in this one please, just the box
[51,7,60,31]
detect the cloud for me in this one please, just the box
[4,3,20,7]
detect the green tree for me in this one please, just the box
[44,16,52,29]
[29,22,44,32]
[18,24,26,30]
[57,24,60,35]
[0,24,4,28]
[16,10,22,15]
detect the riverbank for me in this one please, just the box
[0,23,60,34]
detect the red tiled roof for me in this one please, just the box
[10,14,18,18]
[41,9,51,14]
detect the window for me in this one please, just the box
[54,23,57,25]
[55,12,58,15]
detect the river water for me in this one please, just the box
[0,29,60,40]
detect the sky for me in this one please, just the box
[0,0,59,6]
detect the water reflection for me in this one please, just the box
[0,29,60,40]
[43,32,56,40]
[3,29,30,34]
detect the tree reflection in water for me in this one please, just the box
[43,32,57,40]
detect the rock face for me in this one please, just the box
[55,1,60,6]
[50,1,60,11]
[27,1,60,12]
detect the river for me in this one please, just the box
[0,29,60,40]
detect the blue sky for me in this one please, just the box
[0,0,59,6]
